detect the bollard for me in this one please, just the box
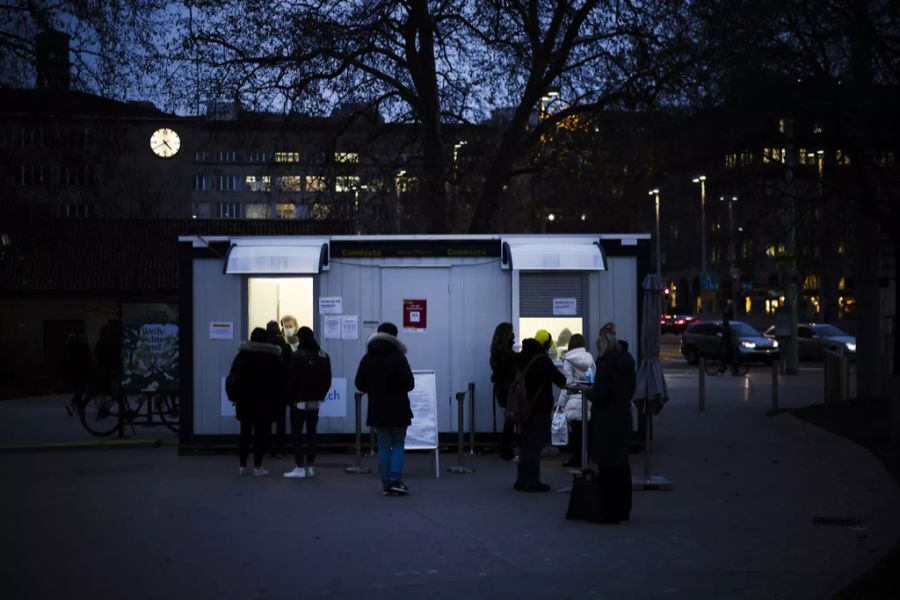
[771,357,779,412]
[447,392,474,474]
[468,382,476,455]
[366,427,376,457]
[698,357,706,411]
[345,392,372,474]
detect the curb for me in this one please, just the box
[0,438,168,455]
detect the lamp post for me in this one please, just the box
[721,195,739,312]
[648,188,662,276]
[692,175,707,314]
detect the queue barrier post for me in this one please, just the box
[345,392,372,474]
[698,357,706,411]
[468,382,476,455]
[447,391,474,474]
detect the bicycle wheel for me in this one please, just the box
[703,355,724,375]
[79,394,122,436]
[156,394,180,433]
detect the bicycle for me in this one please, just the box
[78,391,180,437]
[703,351,750,376]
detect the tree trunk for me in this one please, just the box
[468,118,532,233]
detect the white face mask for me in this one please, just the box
[283,327,296,337]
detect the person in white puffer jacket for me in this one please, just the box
[556,334,595,468]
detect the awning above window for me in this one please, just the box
[224,242,329,274]
[502,238,606,271]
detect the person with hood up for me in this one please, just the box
[589,322,637,522]
[557,333,594,468]
[489,322,518,461]
[354,322,415,496]
[283,327,332,479]
[514,338,566,493]
[265,320,292,455]
[228,327,285,476]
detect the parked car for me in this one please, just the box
[762,323,856,361]
[680,321,779,365]
[661,313,696,334]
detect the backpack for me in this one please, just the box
[295,348,332,401]
[505,354,546,426]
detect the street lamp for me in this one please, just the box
[648,188,661,276]
[721,195,739,312]
[692,175,707,314]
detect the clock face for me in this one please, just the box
[150,127,181,158]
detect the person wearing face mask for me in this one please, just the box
[281,315,300,352]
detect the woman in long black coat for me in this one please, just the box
[489,322,517,460]
[589,326,637,522]
[229,327,284,476]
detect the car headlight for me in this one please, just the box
[772,340,779,348]
[741,341,756,349]
[846,342,856,352]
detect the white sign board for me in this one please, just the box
[318,378,347,418]
[221,376,235,416]
[210,322,234,340]
[323,315,341,339]
[341,315,359,340]
[553,298,577,316]
[406,370,438,450]
[319,297,343,315]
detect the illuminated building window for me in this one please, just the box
[216,201,241,218]
[739,151,754,166]
[670,224,679,240]
[763,147,785,164]
[191,202,210,218]
[278,175,303,192]
[711,245,722,263]
[193,174,211,191]
[275,151,300,163]
[311,202,331,219]
[336,176,360,192]
[218,150,237,162]
[803,275,820,290]
[334,152,359,164]
[813,123,823,134]
[395,173,417,193]
[306,176,327,193]
[276,203,296,219]
[218,175,240,191]
[741,240,751,259]
[245,175,271,192]
[778,118,785,133]
[247,151,268,162]
[765,243,786,258]
[244,203,273,219]
[838,277,846,291]
[835,149,851,166]
[837,244,845,256]
[798,149,817,166]
[877,152,895,167]
[725,153,737,168]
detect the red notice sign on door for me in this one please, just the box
[403,299,427,330]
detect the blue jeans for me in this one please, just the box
[377,427,407,484]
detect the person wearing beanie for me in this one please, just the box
[354,322,416,496]
[589,322,637,522]
[283,327,331,479]
[265,320,291,456]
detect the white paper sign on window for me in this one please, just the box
[341,315,358,340]
[210,322,234,340]
[552,298,577,316]
[319,297,343,315]
[323,315,341,339]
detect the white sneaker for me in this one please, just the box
[239,467,251,476]
[283,466,306,479]
[306,466,315,478]
[252,467,269,477]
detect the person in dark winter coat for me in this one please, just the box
[265,320,291,455]
[283,327,331,479]
[229,327,284,476]
[489,322,517,461]
[514,338,566,493]
[354,322,415,496]
[589,325,637,522]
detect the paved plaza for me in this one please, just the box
[1,357,898,599]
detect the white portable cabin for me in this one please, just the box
[177,233,651,447]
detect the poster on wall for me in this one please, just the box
[122,303,179,393]
[340,316,359,340]
[402,299,427,332]
[318,378,347,418]
[552,298,577,316]
[319,297,343,314]
[406,370,438,449]
[323,315,341,339]
[209,322,234,340]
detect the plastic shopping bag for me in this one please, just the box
[551,404,569,446]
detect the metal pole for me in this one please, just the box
[644,412,652,482]
[771,357,779,412]
[580,386,589,469]
[447,392,474,473]
[655,191,662,277]
[468,382,476,455]
[699,357,706,411]
[345,392,371,474]
[366,427,376,457]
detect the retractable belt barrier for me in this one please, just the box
[468,382,476,455]
[447,391,474,474]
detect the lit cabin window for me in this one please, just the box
[334,152,360,164]
[335,175,360,192]
[306,176,327,192]
[275,152,300,163]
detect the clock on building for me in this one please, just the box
[150,127,181,158]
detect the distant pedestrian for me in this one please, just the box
[228,327,284,476]
[589,324,636,522]
[490,322,518,461]
[354,322,415,496]
[558,334,593,468]
[266,320,291,455]
[283,327,332,479]
[514,338,566,493]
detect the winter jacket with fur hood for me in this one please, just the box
[558,346,595,422]
[354,332,415,428]
[228,341,285,422]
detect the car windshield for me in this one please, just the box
[731,322,761,337]
[812,324,847,337]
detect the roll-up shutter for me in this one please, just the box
[520,272,584,317]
